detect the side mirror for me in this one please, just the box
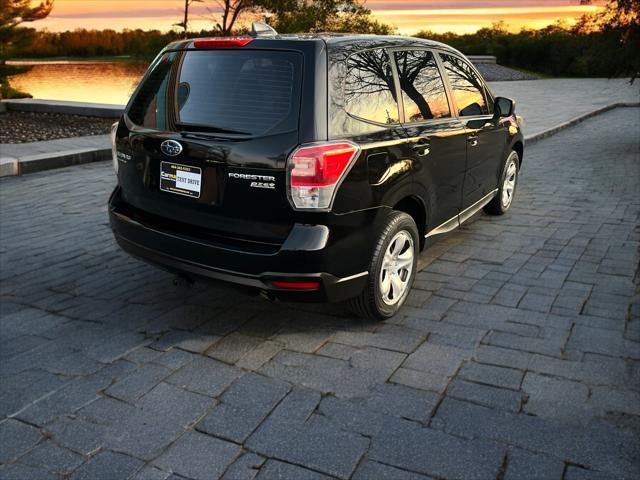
[494,97,515,118]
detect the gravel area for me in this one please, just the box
[475,63,539,81]
[0,111,116,144]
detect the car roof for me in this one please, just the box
[307,33,451,49]
[273,33,436,43]
[166,33,460,55]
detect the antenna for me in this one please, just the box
[250,21,278,38]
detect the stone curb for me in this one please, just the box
[0,148,111,177]
[0,156,19,176]
[21,148,112,175]
[2,103,638,178]
[2,98,123,118]
[468,55,497,64]
[525,102,640,144]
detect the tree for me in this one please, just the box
[574,0,639,81]
[1,0,54,59]
[175,0,204,38]
[207,0,258,35]
[323,2,394,35]
[258,0,393,34]
[202,0,393,36]
[0,0,54,98]
[594,0,639,41]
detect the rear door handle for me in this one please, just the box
[411,138,430,156]
[467,135,479,147]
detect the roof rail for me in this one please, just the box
[250,21,278,38]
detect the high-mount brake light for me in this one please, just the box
[287,141,360,210]
[193,38,253,48]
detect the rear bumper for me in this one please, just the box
[108,187,374,302]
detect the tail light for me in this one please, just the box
[110,121,119,174]
[287,141,360,210]
[193,38,253,48]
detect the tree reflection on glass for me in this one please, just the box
[343,47,453,125]
[344,48,399,125]
[394,50,450,122]
[440,53,489,117]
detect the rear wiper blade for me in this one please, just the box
[179,131,243,142]
[175,122,250,136]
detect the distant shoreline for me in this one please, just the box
[6,56,151,65]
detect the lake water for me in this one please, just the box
[8,60,150,105]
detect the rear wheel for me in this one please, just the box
[348,211,418,320]
[485,150,519,215]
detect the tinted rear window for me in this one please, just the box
[127,49,302,136]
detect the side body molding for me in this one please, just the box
[426,189,498,238]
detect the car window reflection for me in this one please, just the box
[394,50,450,122]
[440,53,489,117]
[344,48,399,124]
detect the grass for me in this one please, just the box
[0,84,31,99]
[0,63,33,99]
[0,63,31,76]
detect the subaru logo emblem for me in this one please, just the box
[161,140,183,157]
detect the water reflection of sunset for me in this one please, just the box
[8,62,148,105]
[31,1,606,35]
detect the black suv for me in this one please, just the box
[109,25,523,319]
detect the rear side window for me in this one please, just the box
[127,50,301,136]
[344,48,399,125]
[394,50,450,122]
[439,53,489,117]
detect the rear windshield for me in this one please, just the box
[127,49,302,137]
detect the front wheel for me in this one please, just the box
[485,150,519,215]
[348,211,418,320]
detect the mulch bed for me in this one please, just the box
[0,111,116,144]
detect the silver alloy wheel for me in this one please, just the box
[379,230,414,306]
[501,159,517,208]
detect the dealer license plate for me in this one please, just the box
[160,162,202,199]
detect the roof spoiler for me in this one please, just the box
[250,21,278,38]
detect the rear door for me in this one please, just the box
[117,46,305,243]
[392,48,467,228]
[326,45,413,214]
[439,52,506,207]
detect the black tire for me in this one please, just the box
[348,211,419,320]
[485,150,520,216]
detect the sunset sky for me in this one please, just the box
[30,0,606,35]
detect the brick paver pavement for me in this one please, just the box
[490,78,640,138]
[1,107,639,479]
